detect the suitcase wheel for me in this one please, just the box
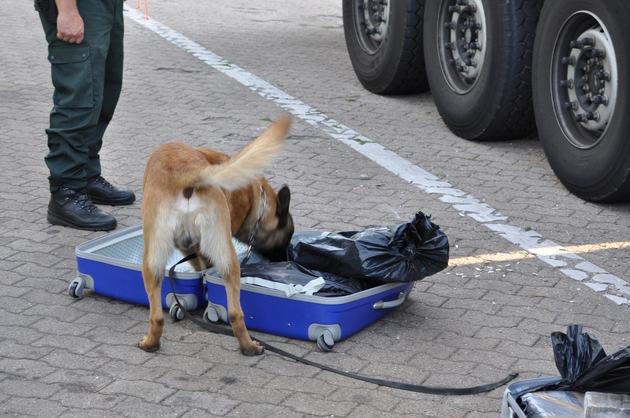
[317,329,335,352]
[203,306,220,323]
[68,277,86,298]
[169,303,185,321]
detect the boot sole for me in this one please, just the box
[47,211,117,231]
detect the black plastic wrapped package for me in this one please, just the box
[551,324,630,394]
[508,324,630,401]
[551,324,608,382]
[240,261,367,297]
[287,211,449,283]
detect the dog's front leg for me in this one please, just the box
[139,262,164,352]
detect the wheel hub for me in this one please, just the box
[561,26,617,137]
[443,0,487,86]
[358,0,390,44]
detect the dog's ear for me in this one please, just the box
[276,185,291,228]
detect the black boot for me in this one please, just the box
[48,188,117,231]
[85,175,136,206]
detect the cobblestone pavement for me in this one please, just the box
[1,1,629,416]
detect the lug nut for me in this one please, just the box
[576,112,599,122]
[570,37,595,49]
[598,71,611,82]
[592,95,608,105]
[591,49,606,58]
[562,56,576,66]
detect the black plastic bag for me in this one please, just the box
[551,324,608,382]
[240,261,367,297]
[509,325,630,400]
[287,211,449,283]
[551,324,630,394]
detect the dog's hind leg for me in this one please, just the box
[199,208,263,356]
[139,236,173,352]
[222,249,263,355]
[222,248,263,356]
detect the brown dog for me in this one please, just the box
[139,115,293,355]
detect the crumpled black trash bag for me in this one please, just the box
[551,324,608,382]
[509,325,630,400]
[551,324,630,394]
[240,261,367,297]
[287,211,449,283]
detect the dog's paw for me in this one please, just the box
[240,341,264,356]
[138,336,161,352]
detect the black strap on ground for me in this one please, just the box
[168,255,518,395]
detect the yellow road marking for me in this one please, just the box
[449,241,630,267]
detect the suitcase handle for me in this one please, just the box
[373,291,407,310]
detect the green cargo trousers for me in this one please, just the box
[39,0,124,192]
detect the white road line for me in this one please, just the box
[125,6,629,306]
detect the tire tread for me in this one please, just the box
[491,0,545,140]
[379,1,429,94]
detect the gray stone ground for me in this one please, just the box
[1,0,629,416]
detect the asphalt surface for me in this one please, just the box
[1,0,629,416]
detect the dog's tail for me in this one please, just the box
[198,114,291,190]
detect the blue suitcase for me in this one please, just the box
[70,224,207,318]
[70,225,416,350]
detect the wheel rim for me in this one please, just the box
[355,0,390,52]
[437,0,487,93]
[552,12,618,149]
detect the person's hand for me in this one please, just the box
[56,2,84,44]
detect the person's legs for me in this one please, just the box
[40,0,132,230]
[80,0,135,206]
[84,0,124,179]
[41,18,97,192]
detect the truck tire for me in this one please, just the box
[423,0,542,140]
[343,0,429,94]
[533,0,630,202]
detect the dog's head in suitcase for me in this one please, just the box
[139,114,293,356]
[246,182,294,262]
